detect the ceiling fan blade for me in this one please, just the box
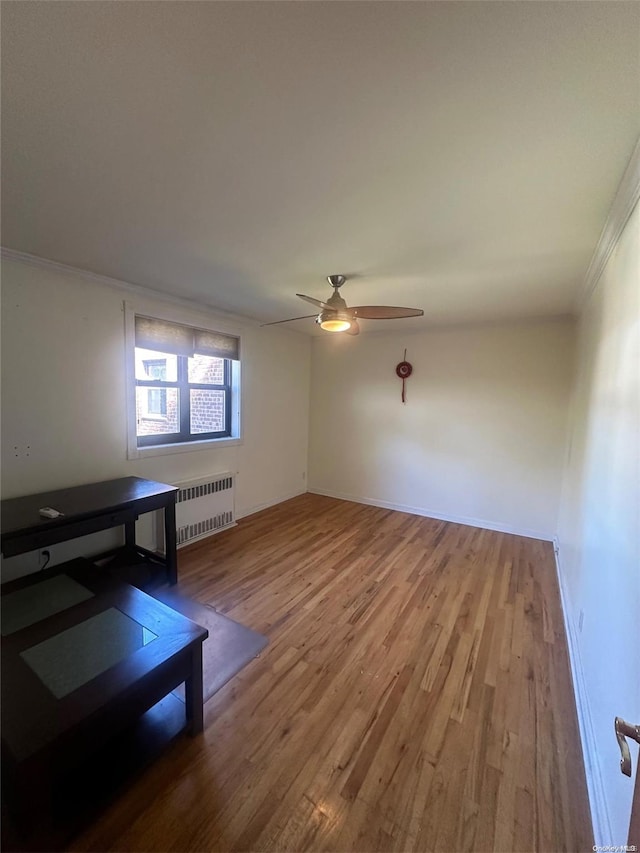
[296,293,334,311]
[351,306,424,320]
[260,314,317,327]
[344,319,360,336]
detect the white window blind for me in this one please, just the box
[135,316,240,360]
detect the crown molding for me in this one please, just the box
[579,135,640,308]
[0,247,259,328]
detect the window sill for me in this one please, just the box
[128,436,243,460]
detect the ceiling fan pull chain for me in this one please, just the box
[395,348,413,404]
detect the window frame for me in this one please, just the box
[125,302,242,460]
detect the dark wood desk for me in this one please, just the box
[1,476,179,585]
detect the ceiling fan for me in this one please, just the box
[262,275,424,335]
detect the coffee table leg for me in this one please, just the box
[11,763,56,848]
[185,641,204,735]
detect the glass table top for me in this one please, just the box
[20,607,158,699]
[1,574,95,636]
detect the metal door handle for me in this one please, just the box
[615,717,640,777]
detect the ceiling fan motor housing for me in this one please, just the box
[327,291,348,311]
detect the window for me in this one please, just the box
[131,314,240,450]
[147,388,167,416]
[142,359,167,415]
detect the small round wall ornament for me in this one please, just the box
[395,349,413,403]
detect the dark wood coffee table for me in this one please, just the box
[1,560,207,845]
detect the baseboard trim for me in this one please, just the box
[307,488,552,541]
[237,488,307,520]
[552,537,610,846]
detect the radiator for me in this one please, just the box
[161,472,237,549]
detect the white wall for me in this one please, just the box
[557,201,640,844]
[1,257,310,577]
[308,317,575,539]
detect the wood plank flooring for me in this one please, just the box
[71,494,592,852]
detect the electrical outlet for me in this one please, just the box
[578,610,584,633]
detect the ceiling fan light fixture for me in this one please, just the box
[319,312,351,332]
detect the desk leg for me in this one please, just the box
[164,500,178,585]
[125,518,136,550]
[185,642,204,735]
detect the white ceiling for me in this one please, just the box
[2,1,638,335]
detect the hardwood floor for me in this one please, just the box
[71,494,592,852]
